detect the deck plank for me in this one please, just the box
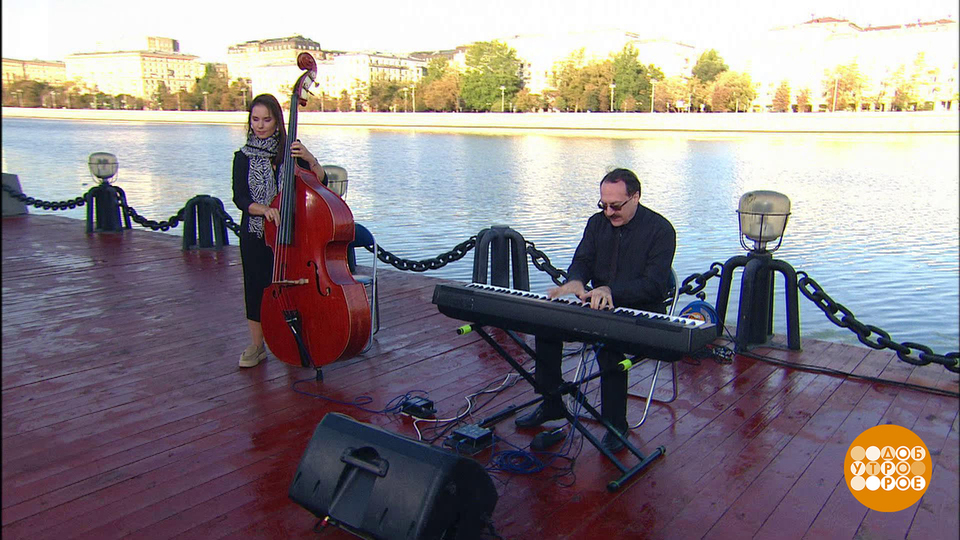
[3,215,957,540]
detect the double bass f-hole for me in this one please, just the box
[307,260,332,296]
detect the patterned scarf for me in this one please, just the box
[240,131,281,237]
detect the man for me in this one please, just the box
[514,168,676,453]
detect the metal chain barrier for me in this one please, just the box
[526,240,568,286]
[7,177,956,372]
[210,204,242,236]
[676,262,725,298]
[369,235,477,272]
[797,271,959,373]
[124,204,186,232]
[2,183,89,210]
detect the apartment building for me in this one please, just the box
[2,58,67,85]
[65,37,202,98]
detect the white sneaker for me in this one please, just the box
[239,344,267,368]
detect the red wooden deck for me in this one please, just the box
[3,214,958,540]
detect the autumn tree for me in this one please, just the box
[514,88,545,112]
[423,73,461,111]
[822,62,867,112]
[772,81,791,112]
[796,88,811,112]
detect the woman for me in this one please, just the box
[233,93,327,368]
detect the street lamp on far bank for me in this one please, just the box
[650,80,656,113]
[609,83,616,112]
[500,85,505,112]
[16,90,23,107]
[203,91,209,111]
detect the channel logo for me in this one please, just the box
[844,424,932,512]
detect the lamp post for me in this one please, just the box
[650,80,656,113]
[16,90,23,107]
[51,91,57,108]
[609,82,616,112]
[411,85,416,112]
[202,91,209,111]
[714,191,801,351]
[832,78,839,112]
[500,85,505,112]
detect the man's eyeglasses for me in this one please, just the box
[597,197,634,212]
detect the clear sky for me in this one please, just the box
[2,0,955,63]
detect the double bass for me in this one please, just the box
[260,52,371,378]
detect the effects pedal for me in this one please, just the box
[443,424,494,455]
[400,397,436,418]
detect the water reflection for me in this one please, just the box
[2,117,957,353]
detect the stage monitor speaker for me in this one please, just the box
[289,412,498,540]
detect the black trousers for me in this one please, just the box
[239,230,274,323]
[533,338,627,432]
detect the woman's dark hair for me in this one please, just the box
[601,168,641,198]
[247,93,286,168]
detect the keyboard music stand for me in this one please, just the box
[468,325,665,492]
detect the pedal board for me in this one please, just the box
[443,424,494,455]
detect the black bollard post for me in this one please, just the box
[85,184,129,233]
[472,225,530,291]
[715,251,801,352]
[182,195,231,250]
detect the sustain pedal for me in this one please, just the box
[530,427,566,451]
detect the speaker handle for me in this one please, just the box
[340,447,389,477]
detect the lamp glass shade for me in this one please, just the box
[88,152,119,182]
[738,190,790,243]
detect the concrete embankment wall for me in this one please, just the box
[3,106,958,135]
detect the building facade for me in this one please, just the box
[64,37,202,99]
[743,17,959,111]
[2,58,67,85]
[226,35,324,82]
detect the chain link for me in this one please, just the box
[2,183,89,210]
[210,204,242,236]
[526,241,568,286]
[677,262,724,297]
[123,204,186,232]
[370,236,477,272]
[797,271,959,373]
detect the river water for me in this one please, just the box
[2,117,958,354]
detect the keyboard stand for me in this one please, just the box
[470,325,665,492]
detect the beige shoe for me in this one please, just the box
[239,343,267,368]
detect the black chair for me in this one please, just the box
[626,268,680,428]
[349,223,379,353]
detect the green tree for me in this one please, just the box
[710,71,756,112]
[460,40,523,112]
[692,49,728,83]
[422,57,450,87]
[687,77,712,112]
[338,89,352,112]
[366,76,402,112]
[610,45,661,112]
[550,49,588,111]
[154,82,178,110]
[772,81,791,112]
[191,63,230,111]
